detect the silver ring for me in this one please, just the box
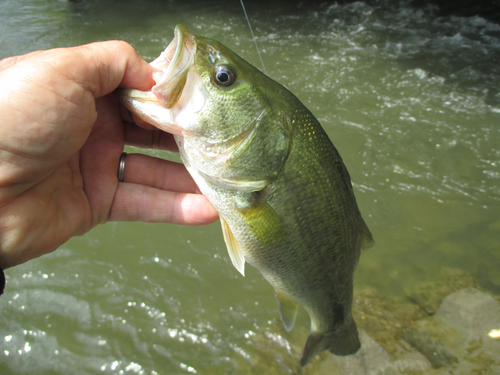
[117,152,128,182]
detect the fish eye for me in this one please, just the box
[214,66,236,87]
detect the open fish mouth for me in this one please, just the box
[150,24,197,109]
[115,25,198,135]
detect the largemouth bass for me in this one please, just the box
[117,24,374,366]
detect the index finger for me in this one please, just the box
[11,41,155,98]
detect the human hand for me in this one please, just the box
[0,42,218,269]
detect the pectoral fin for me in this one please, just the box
[235,192,288,248]
[221,218,245,276]
[275,292,298,332]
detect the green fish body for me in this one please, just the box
[118,24,374,366]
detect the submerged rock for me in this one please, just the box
[400,288,500,373]
[437,287,500,340]
[404,267,479,316]
[312,330,432,375]
[400,319,459,368]
[309,270,500,374]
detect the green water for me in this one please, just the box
[1,0,499,374]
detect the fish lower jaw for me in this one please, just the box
[119,88,158,102]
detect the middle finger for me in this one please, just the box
[120,153,199,194]
[123,121,179,152]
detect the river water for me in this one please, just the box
[1,0,499,374]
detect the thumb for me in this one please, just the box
[72,40,156,97]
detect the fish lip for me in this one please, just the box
[150,24,196,108]
[150,24,189,75]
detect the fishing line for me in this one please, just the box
[239,0,267,74]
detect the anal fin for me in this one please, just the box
[275,292,298,332]
[221,218,245,276]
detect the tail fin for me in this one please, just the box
[299,322,360,366]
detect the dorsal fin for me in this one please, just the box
[360,218,374,251]
[220,217,246,276]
